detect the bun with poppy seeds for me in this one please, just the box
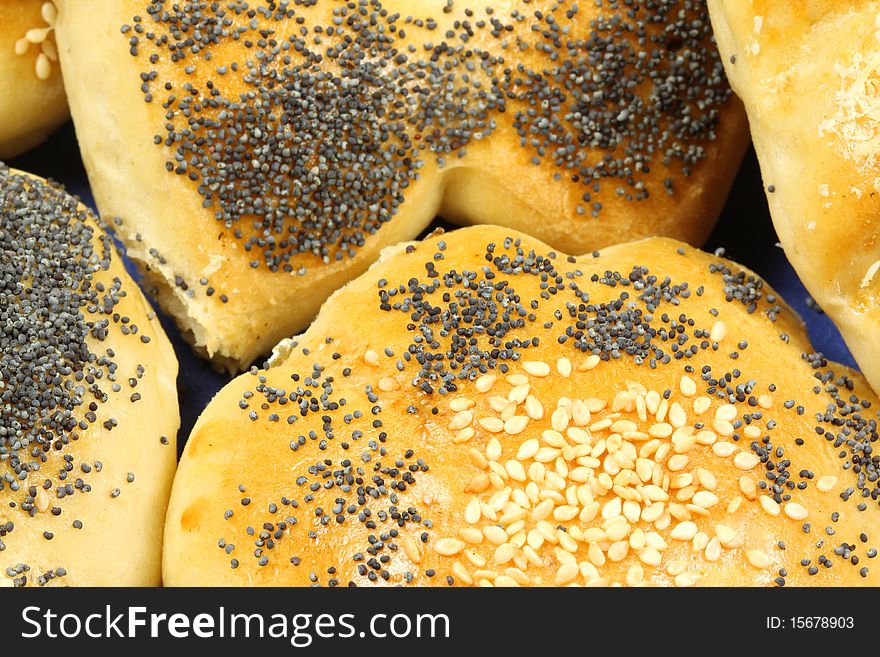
[0,165,178,587]
[164,225,880,587]
[54,0,748,371]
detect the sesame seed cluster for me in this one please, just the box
[14,2,59,81]
[166,227,880,587]
[124,0,731,274]
[0,165,168,587]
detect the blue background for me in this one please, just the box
[9,122,855,455]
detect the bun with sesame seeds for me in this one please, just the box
[164,225,880,587]
[707,0,880,395]
[0,165,179,587]
[0,0,68,158]
[53,0,748,372]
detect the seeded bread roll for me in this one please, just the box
[706,1,880,395]
[0,165,178,587]
[54,0,749,371]
[164,225,880,587]
[0,1,68,158]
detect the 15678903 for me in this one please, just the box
[766,617,855,630]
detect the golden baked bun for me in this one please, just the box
[0,165,178,587]
[164,225,880,587]
[0,1,68,158]
[54,0,748,371]
[707,1,880,394]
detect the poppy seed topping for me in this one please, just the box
[0,165,176,587]
[126,0,732,271]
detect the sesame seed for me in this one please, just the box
[452,562,473,586]
[679,376,697,397]
[453,428,475,444]
[816,476,837,493]
[670,521,698,541]
[709,321,727,343]
[669,403,687,428]
[715,524,738,547]
[739,476,757,500]
[557,358,573,378]
[479,417,505,434]
[760,496,781,516]
[523,361,551,378]
[555,561,579,585]
[434,538,465,557]
[401,535,421,564]
[695,468,717,490]
[705,537,722,562]
[733,452,761,471]
[504,416,529,436]
[712,441,737,457]
[578,355,601,372]
[715,404,737,422]
[674,572,699,587]
[486,438,503,462]
[448,410,474,431]
[464,498,481,526]
[784,502,809,521]
[524,396,544,421]
[475,375,497,394]
[516,439,540,462]
[692,491,719,509]
[746,550,770,569]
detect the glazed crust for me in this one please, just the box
[54,0,748,370]
[0,0,68,159]
[708,0,880,394]
[165,225,880,587]
[0,168,178,587]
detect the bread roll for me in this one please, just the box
[0,1,68,158]
[54,0,749,371]
[0,165,178,587]
[164,225,880,587]
[707,1,880,394]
